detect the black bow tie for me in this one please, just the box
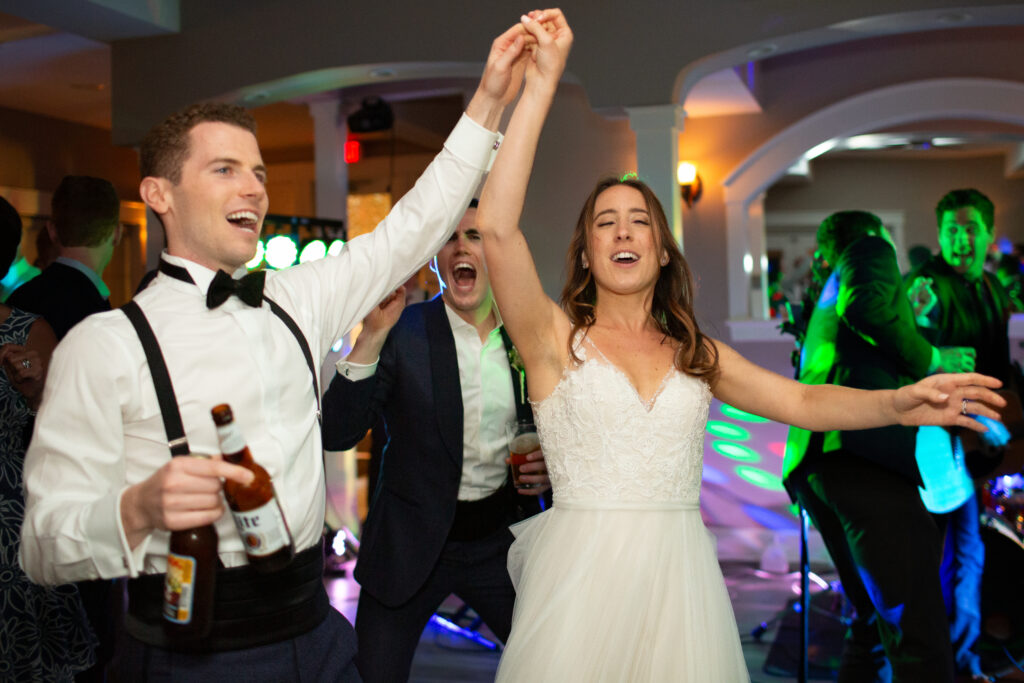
[206,269,266,309]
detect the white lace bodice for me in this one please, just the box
[532,335,711,505]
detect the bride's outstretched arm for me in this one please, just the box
[477,9,573,370]
[711,339,1006,433]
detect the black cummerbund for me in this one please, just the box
[125,542,329,653]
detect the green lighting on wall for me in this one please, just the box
[711,441,761,462]
[706,421,751,441]
[327,239,345,257]
[735,466,785,491]
[719,404,771,423]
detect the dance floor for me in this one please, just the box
[324,558,1013,682]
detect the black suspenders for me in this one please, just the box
[121,296,320,457]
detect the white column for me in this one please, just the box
[626,104,683,251]
[724,194,769,320]
[308,99,348,223]
[747,194,769,319]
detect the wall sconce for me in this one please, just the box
[677,161,703,208]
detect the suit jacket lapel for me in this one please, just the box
[424,297,463,465]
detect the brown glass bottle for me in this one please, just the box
[163,456,217,639]
[211,403,295,573]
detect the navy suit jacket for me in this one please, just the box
[7,261,110,340]
[322,296,541,606]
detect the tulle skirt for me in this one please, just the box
[495,501,750,682]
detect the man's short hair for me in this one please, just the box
[0,195,22,279]
[52,176,120,248]
[935,188,994,231]
[816,210,884,265]
[140,102,258,184]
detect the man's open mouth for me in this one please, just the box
[452,262,477,288]
[227,210,260,232]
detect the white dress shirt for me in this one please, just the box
[445,305,517,501]
[20,114,500,584]
[337,303,517,502]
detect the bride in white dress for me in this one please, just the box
[479,10,1004,681]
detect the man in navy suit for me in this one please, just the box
[8,175,121,340]
[322,202,549,682]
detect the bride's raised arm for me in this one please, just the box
[477,10,573,380]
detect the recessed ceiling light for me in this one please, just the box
[746,44,777,59]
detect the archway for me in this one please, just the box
[721,78,1024,322]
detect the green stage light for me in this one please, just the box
[299,239,327,264]
[706,421,751,441]
[265,235,298,269]
[246,240,265,270]
[735,466,785,491]
[711,441,761,462]
[327,239,345,257]
[719,403,771,423]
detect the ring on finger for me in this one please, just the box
[961,398,969,416]
[20,359,31,369]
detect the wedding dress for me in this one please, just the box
[495,335,750,682]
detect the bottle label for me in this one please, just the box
[163,552,197,624]
[231,498,290,557]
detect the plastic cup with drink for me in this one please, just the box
[507,419,542,489]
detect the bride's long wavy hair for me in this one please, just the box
[558,176,719,379]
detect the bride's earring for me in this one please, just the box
[659,252,669,267]
[581,253,590,270]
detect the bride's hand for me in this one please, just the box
[893,372,1005,431]
[520,8,572,93]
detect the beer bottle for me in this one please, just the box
[163,455,217,639]
[211,403,295,573]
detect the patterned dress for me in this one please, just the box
[0,308,94,681]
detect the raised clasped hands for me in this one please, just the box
[893,372,1006,432]
[520,8,573,92]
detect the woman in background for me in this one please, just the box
[0,195,95,681]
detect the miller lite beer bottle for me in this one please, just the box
[211,404,295,572]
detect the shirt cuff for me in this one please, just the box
[336,358,378,381]
[927,345,940,374]
[106,486,151,578]
[445,113,502,172]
